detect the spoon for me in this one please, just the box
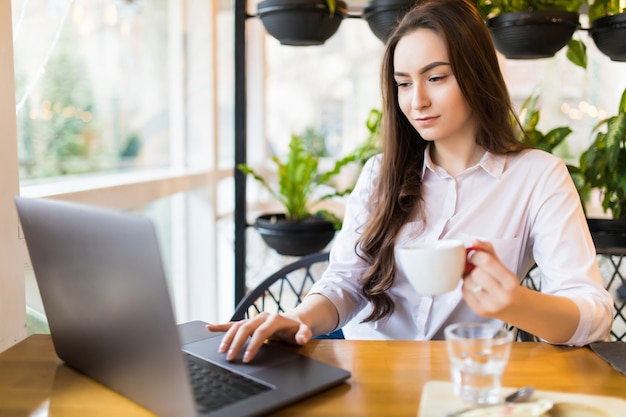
[446,386,535,417]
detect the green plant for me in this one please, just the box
[353,108,383,166]
[238,134,360,229]
[578,88,626,219]
[566,36,587,69]
[326,0,336,15]
[588,0,626,21]
[518,93,573,153]
[477,0,583,19]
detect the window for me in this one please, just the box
[11,0,237,334]
[14,0,173,180]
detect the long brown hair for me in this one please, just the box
[357,0,526,322]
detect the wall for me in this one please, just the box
[0,2,26,352]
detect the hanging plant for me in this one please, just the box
[477,0,583,59]
[256,0,348,46]
[588,0,626,62]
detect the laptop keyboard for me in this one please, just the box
[185,353,272,414]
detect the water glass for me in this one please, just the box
[444,322,513,404]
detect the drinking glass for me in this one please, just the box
[444,322,513,404]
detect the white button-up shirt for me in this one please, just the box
[309,147,613,345]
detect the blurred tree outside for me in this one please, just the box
[16,29,105,179]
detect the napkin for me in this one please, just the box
[589,341,626,376]
[418,381,626,417]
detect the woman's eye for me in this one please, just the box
[429,75,446,82]
[395,81,410,88]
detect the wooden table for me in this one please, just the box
[1,335,625,416]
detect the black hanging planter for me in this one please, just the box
[487,10,580,59]
[362,0,416,43]
[257,0,348,46]
[590,12,626,62]
[254,213,336,256]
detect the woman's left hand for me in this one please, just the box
[462,241,521,317]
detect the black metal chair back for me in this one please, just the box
[231,252,344,339]
[231,252,330,321]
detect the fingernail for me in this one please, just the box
[465,246,479,274]
[242,351,251,363]
[218,342,226,353]
[226,349,234,361]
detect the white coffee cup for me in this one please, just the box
[398,239,472,295]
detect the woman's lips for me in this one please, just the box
[415,116,439,126]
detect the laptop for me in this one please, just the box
[15,196,350,417]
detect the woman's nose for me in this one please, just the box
[412,85,430,109]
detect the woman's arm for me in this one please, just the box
[462,241,580,343]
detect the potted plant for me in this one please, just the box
[578,87,626,252]
[588,0,626,62]
[256,0,348,46]
[238,133,360,256]
[477,0,583,59]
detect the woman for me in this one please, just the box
[210,0,613,363]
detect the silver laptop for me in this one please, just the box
[15,196,350,417]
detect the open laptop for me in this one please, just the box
[15,196,350,417]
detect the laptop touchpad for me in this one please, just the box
[182,336,298,373]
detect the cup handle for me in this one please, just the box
[464,246,480,275]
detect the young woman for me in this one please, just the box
[209,0,613,363]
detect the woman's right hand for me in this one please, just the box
[207,312,313,363]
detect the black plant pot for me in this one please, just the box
[255,213,336,256]
[590,13,626,62]
[257,0,348,46]
[587,218,626,256]
[362,0,416,43]
[487,11,580,59]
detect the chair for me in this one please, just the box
[597,253,626,341]
[231,252,344,339]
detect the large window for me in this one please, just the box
[11,0,237,334]
[14,0,173,181]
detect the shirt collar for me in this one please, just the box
[422,143,506,179]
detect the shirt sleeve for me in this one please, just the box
[307,155,381,329]
[527,152,614,345]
